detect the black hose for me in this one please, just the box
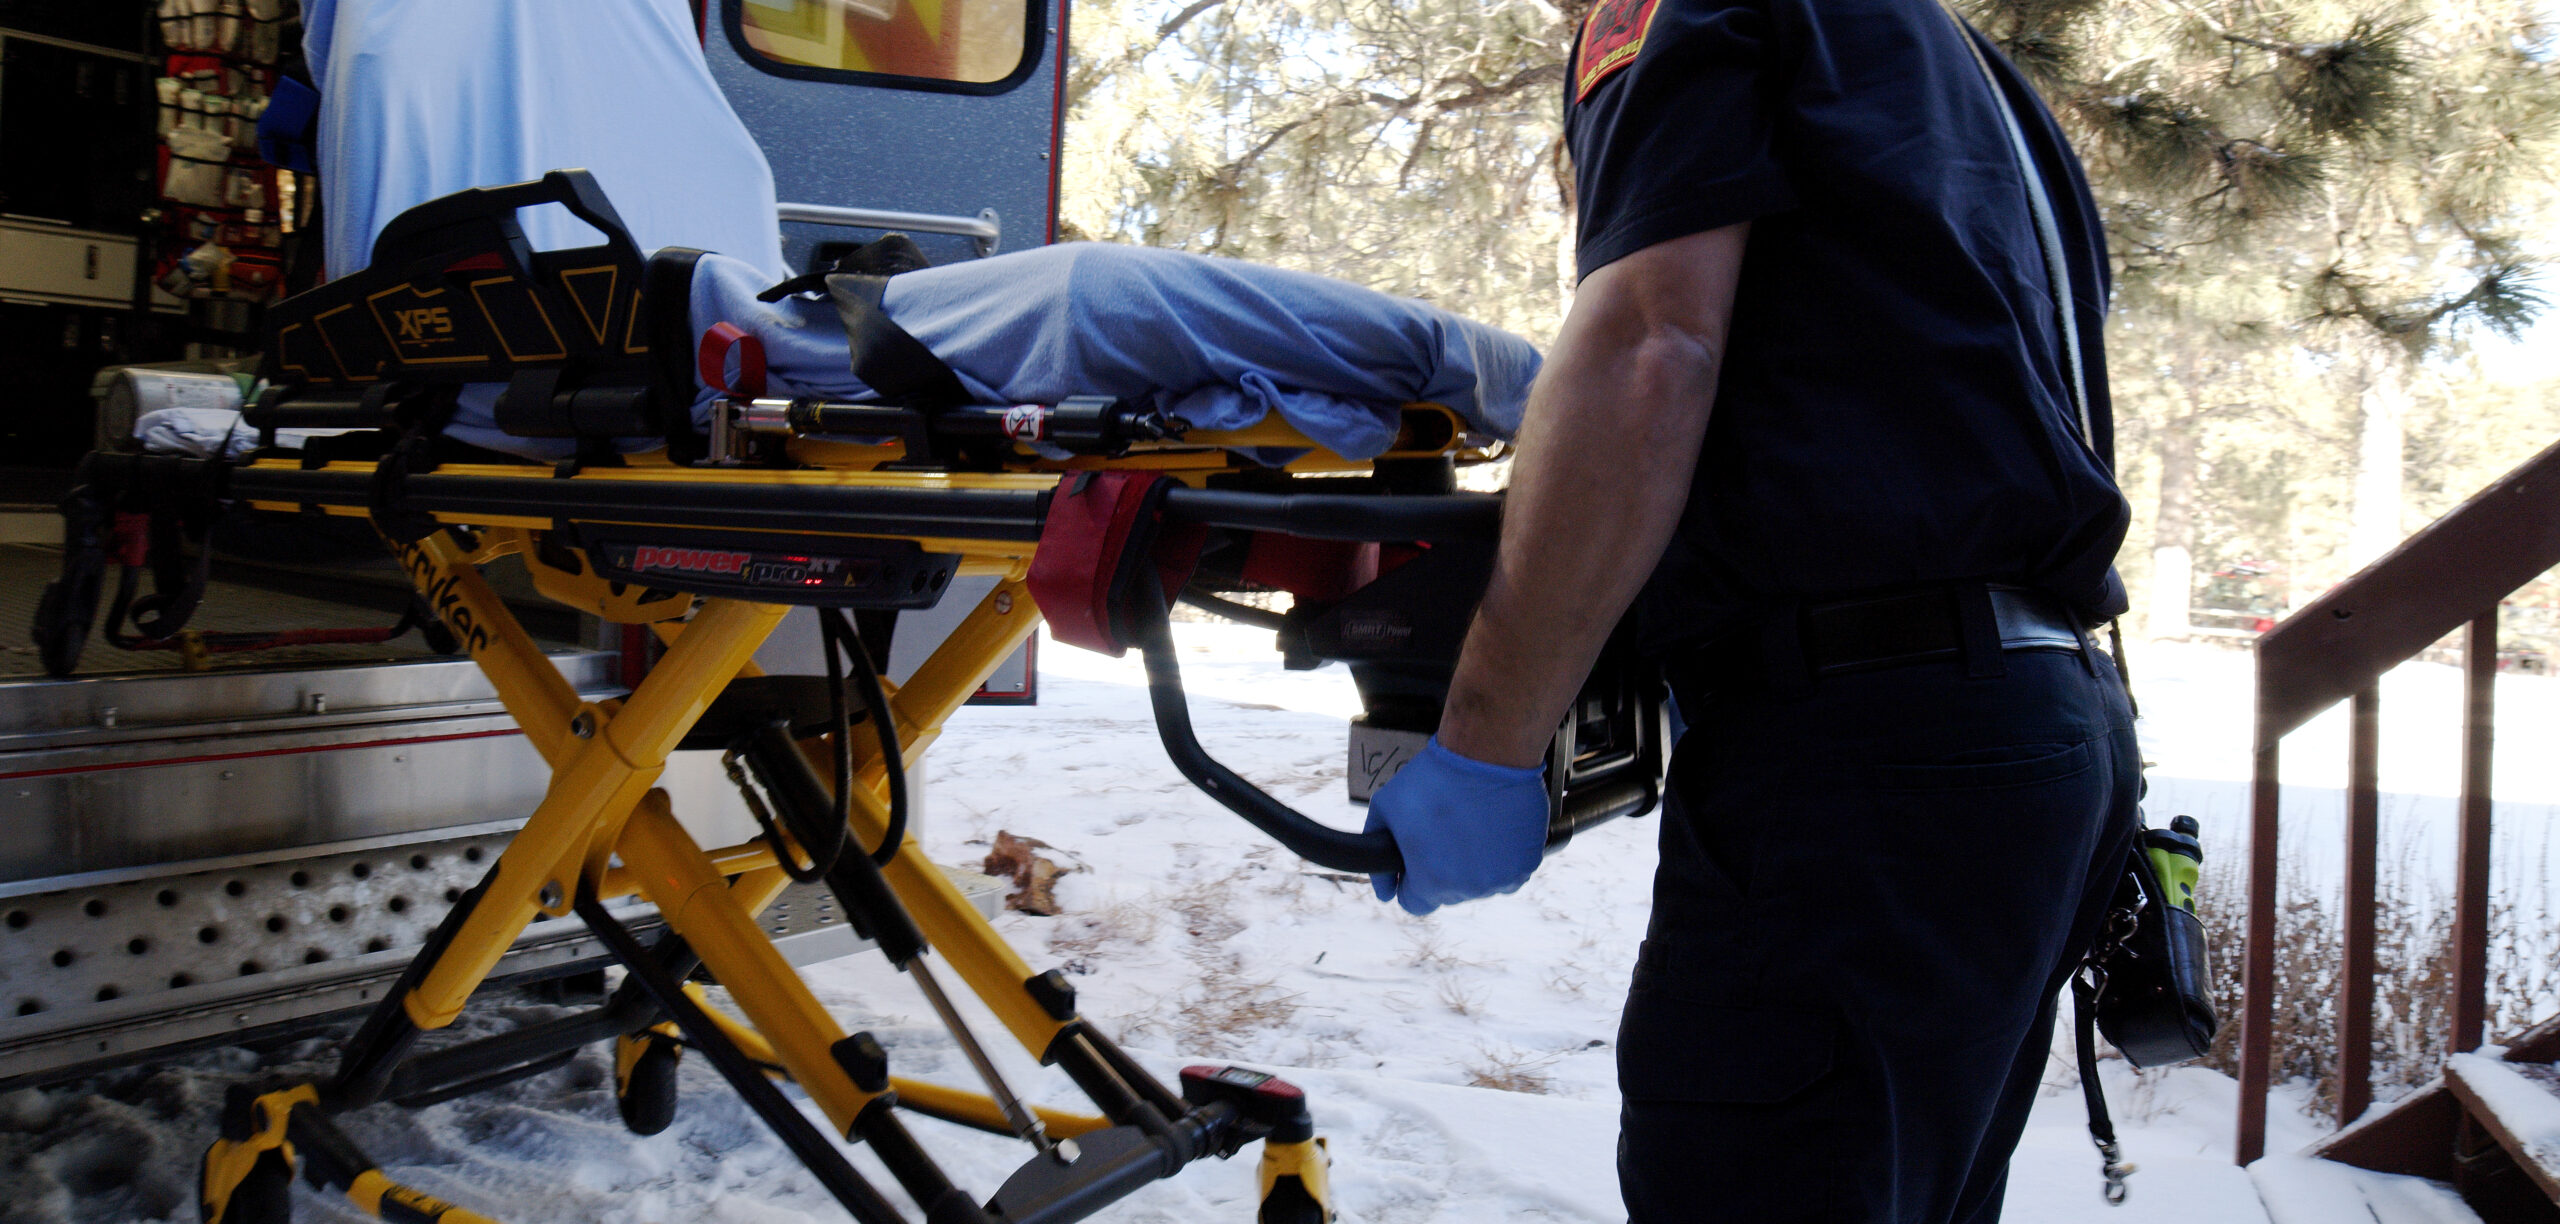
[1177,585,1289,632]
[820,607,909,865]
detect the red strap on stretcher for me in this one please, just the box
[696,321,767,398]
[1027,472,1206,656]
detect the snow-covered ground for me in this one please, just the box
[8,626,2554,1223]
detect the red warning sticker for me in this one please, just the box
[1575,0,1664,101]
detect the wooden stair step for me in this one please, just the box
[2251,1153,2485,1224]
[2446,1054,2560,1205]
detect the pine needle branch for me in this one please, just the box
[1431,63,1567,114]
[1155,0,1229,43]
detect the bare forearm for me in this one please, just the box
[1435,226,1746,768]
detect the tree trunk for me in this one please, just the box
[2150,412,2200,640]
[2349,346,2413,570]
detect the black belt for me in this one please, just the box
[1662,583,2092,702]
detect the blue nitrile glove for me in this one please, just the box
[1363,737,1550,917]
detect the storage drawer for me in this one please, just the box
[0,221,135,308]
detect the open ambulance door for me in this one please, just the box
[703,0,1064,700]
[703,0,1065,272]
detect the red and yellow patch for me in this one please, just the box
[1574,0,1664,101]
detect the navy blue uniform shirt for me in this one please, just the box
[1565,0,2131,651]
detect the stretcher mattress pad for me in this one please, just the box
[682,244,1541,462]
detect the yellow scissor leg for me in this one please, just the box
[403,599,784,1031]
[888,1076,1113,1139]
[617,795,887,1134]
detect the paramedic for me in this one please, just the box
[1362,1,2143,1220]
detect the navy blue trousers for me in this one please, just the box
[1618,649,2139,1223]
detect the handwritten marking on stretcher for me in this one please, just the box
[1575,0,1663,101]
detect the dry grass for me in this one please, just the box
[1399,925,1472,972]
[1463,1044,1562,1095]
[1045,898,1162,958]
[1115,952,1302,1057]
[1162,872,1250,943]
[1434,976,1484,1017]
[2190,827,2560,1119]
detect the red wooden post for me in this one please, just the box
[2238,734,2281,1165]
[2452,612,2498,1053]
[2340,686,2382,1127]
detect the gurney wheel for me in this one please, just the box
[617,1036,681,1136]
[1259,1175,1328,1224]
[200,1148,293,1224]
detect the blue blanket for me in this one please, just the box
[301,0,1538,459]
[693,243,1541,456]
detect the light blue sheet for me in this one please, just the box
[693,244,1541,454]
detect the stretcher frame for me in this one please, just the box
[188,458,1353,1224]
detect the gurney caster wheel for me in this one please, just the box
[200,1148,293,1224]
[1259,1175,1328,1224]
[616,1032,682,1136]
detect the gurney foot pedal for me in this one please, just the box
[985,1124,1182,1224]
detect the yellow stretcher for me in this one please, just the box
[33,173,1666,1224]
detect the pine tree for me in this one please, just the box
[1062,0,1581,340]
[1062,0,2560,636]
[1963,0,2560,632]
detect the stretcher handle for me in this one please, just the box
[1143,488,1495,874]
[1145,618,1664,874]
[1158,488,1500,543]
[1137,604,1405,876]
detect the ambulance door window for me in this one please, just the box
[728,0,1039,91]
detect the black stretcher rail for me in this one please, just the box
[1159,487,1500,542]
[214,465,1508,548]
[70,452,1506,549]
[225,467,1057,544]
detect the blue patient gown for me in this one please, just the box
[303,0,787,456]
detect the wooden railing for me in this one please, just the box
[2236,435,2560,1163]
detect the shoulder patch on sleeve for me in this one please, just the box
[1575,0,1665,102]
